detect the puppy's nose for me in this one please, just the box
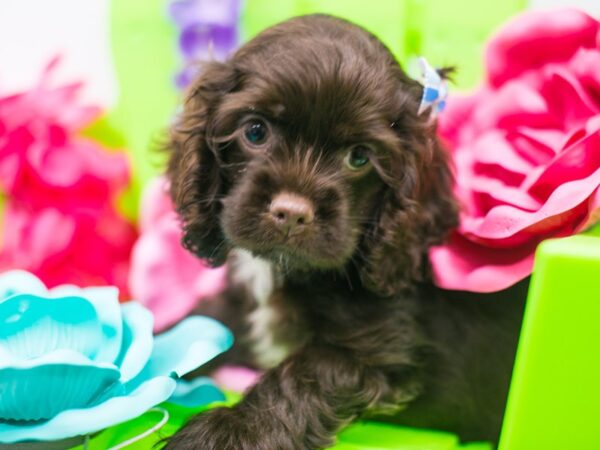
[269,193,314,235]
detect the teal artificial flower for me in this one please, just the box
[0,270,233,443]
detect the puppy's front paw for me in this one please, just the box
[163,407,241,450]
[163,406,296,450]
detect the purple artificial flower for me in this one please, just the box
[169,0,241,89]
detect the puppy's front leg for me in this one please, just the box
[164,343,391,450]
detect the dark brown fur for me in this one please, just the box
[164,14,525,449]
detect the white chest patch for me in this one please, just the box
[230,248,275,306]
[229,249,293,369]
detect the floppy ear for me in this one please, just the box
[360,116,459,297]
[167,61,238,266]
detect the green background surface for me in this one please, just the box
[498,231,600,450]
[70,394,492,450]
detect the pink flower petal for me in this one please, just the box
[471,80,552,133]
[129,183,227,332]
[0,59,137,297]
[525,118,600,199]
[469,176,541,215]
[28,141,86,187]
[193,263,228,300]
[0,205,75,270]
[508,127,564,166]
[439,91,488,146]
[434,10,600,292]
[470,131,533,186]
[138,177,175,232]
[431,187,600,293]
[0,126,33,192]
[540,66,600,129]
[583,188,600,229]
[462,165,600,244]
[486,8,599,87]
[568,48,600,107]
[212,366,260,393]
[430,233,538,292]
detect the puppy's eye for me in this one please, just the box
[344,145,371,171]
[243,120,269,146]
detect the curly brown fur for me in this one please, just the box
[164,14,525,450]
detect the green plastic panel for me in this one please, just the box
[242,0,409,63]
[242,0,526,89]
[408,0,526,88]
[108,0,179,214]
[64,393,490,449]
[498,235,600,450]
[332,421,491,450]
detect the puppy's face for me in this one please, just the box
[216,67,401,271]
[220,115,383,271]
[168,16,458,293]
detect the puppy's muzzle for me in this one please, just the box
[268,192,315,237]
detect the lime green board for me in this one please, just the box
[498,235,600,450]
[67,393,490,449]
[69,396,241,450]
[585,221,600,237]
[107,0,180,214]
[79,117,139,221]
[408,0,526,89]
[79,410,492,450]
[242,0,526,89]
[242,0,409,63]
[333,422,491,450]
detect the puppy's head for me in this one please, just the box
[167,15,458,296]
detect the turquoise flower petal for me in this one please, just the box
[0,270,233,444]
[169,377,226,407]
[0,270,47,301]
[132,316,233,386]
[0,295,101,360]
[0,376,177,443]
[50,286,123,365]
[114,302,154,382]
[0,350,120,421]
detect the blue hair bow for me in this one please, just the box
[417,57,448,118]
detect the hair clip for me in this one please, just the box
[417,57,448,118]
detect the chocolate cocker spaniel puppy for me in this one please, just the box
[164,14,526,450]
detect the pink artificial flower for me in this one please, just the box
[430,9,600,292]
[0,58,137,296]
[212,365,261,393]
[0,203,137,294]
[0,58,129,211]
[129,177,227,332]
